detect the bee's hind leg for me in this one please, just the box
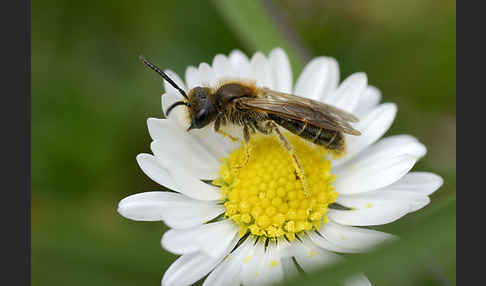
[268,122,310,197]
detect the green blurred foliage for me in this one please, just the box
[32,0,455,285]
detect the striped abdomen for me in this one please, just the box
[269,115,345,151]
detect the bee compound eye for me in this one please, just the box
[196,109,206,120]
[194,109,208,125]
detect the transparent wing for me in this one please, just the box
[237,88,361,136]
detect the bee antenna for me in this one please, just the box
[139,54,189,100]
[166,101,190,116]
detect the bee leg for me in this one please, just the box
[214,114,221,132]
[243,124,251,142]
[234,125,253,170]
[254,121,272,135]
[214,115,238,142]
[269,122,310,197]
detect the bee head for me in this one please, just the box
[138,55,218,131]
[186,87,217,130]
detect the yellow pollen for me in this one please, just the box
[214,134,338,241]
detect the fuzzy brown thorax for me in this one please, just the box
[186,81,259,130]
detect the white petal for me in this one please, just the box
[149,115,236,161]
[162,92,186,125]
[387,171,443,196]
[158,196,224,229]
[193,220,238,258]
[354,135,427,160]
[161,228,201,255]
[199,62,217,87]
[323,57,340,99]
[188,124,237,159]
[164,165,222,201]
[354,85,382,117]
[146,117,182,141]
[151,139,218,180]
[334,136,426,195]
[212,54,235,80]
[337,165,436,212]
[344,274,372,286]
[163,252,217,286]
[136,153,178,191]
[294,57,338,101]
[306,231,352,254]
[203,237,255,286]
[117,191,175,221]
[162,236,238,286]
[147,117,235,176]
[326,72,367,113]
[147,118,220,179]
[229,50,249,67]
[240,239,265,286]
[160,71,187,125]
[292,235,341,273]
[137,153,221,201]
[185,66,201,89]
[333,103,397,166]
[162,220,238,258]
[276,237,294,258]
[336,171,443,213]
[250,52,274,88]
[327,202,411,226]
[204,262,240,286]
[280,257,299,281]
[315,221,396,253]
[334,154,419,195]
[269,48,293,93]
[229,49,253,79]
[256,241,285,286]
[118,192,218,227]
[163,69,186,96]
[337,190,430,213]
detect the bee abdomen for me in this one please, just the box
[269,116,344,151]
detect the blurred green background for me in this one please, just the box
[32,0,456,285]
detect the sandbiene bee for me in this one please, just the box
[140,55,361,195]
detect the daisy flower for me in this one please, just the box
[117,48,443,286]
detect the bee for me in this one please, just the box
[140,55,361,195]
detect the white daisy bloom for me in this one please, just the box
[118,48,443,286]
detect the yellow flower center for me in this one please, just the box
[213,134,337,241]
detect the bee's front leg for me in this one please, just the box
[214,115,238,142]
[268,121,310,197]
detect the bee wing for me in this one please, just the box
[260,88,360,122]
[238,89,361,136]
